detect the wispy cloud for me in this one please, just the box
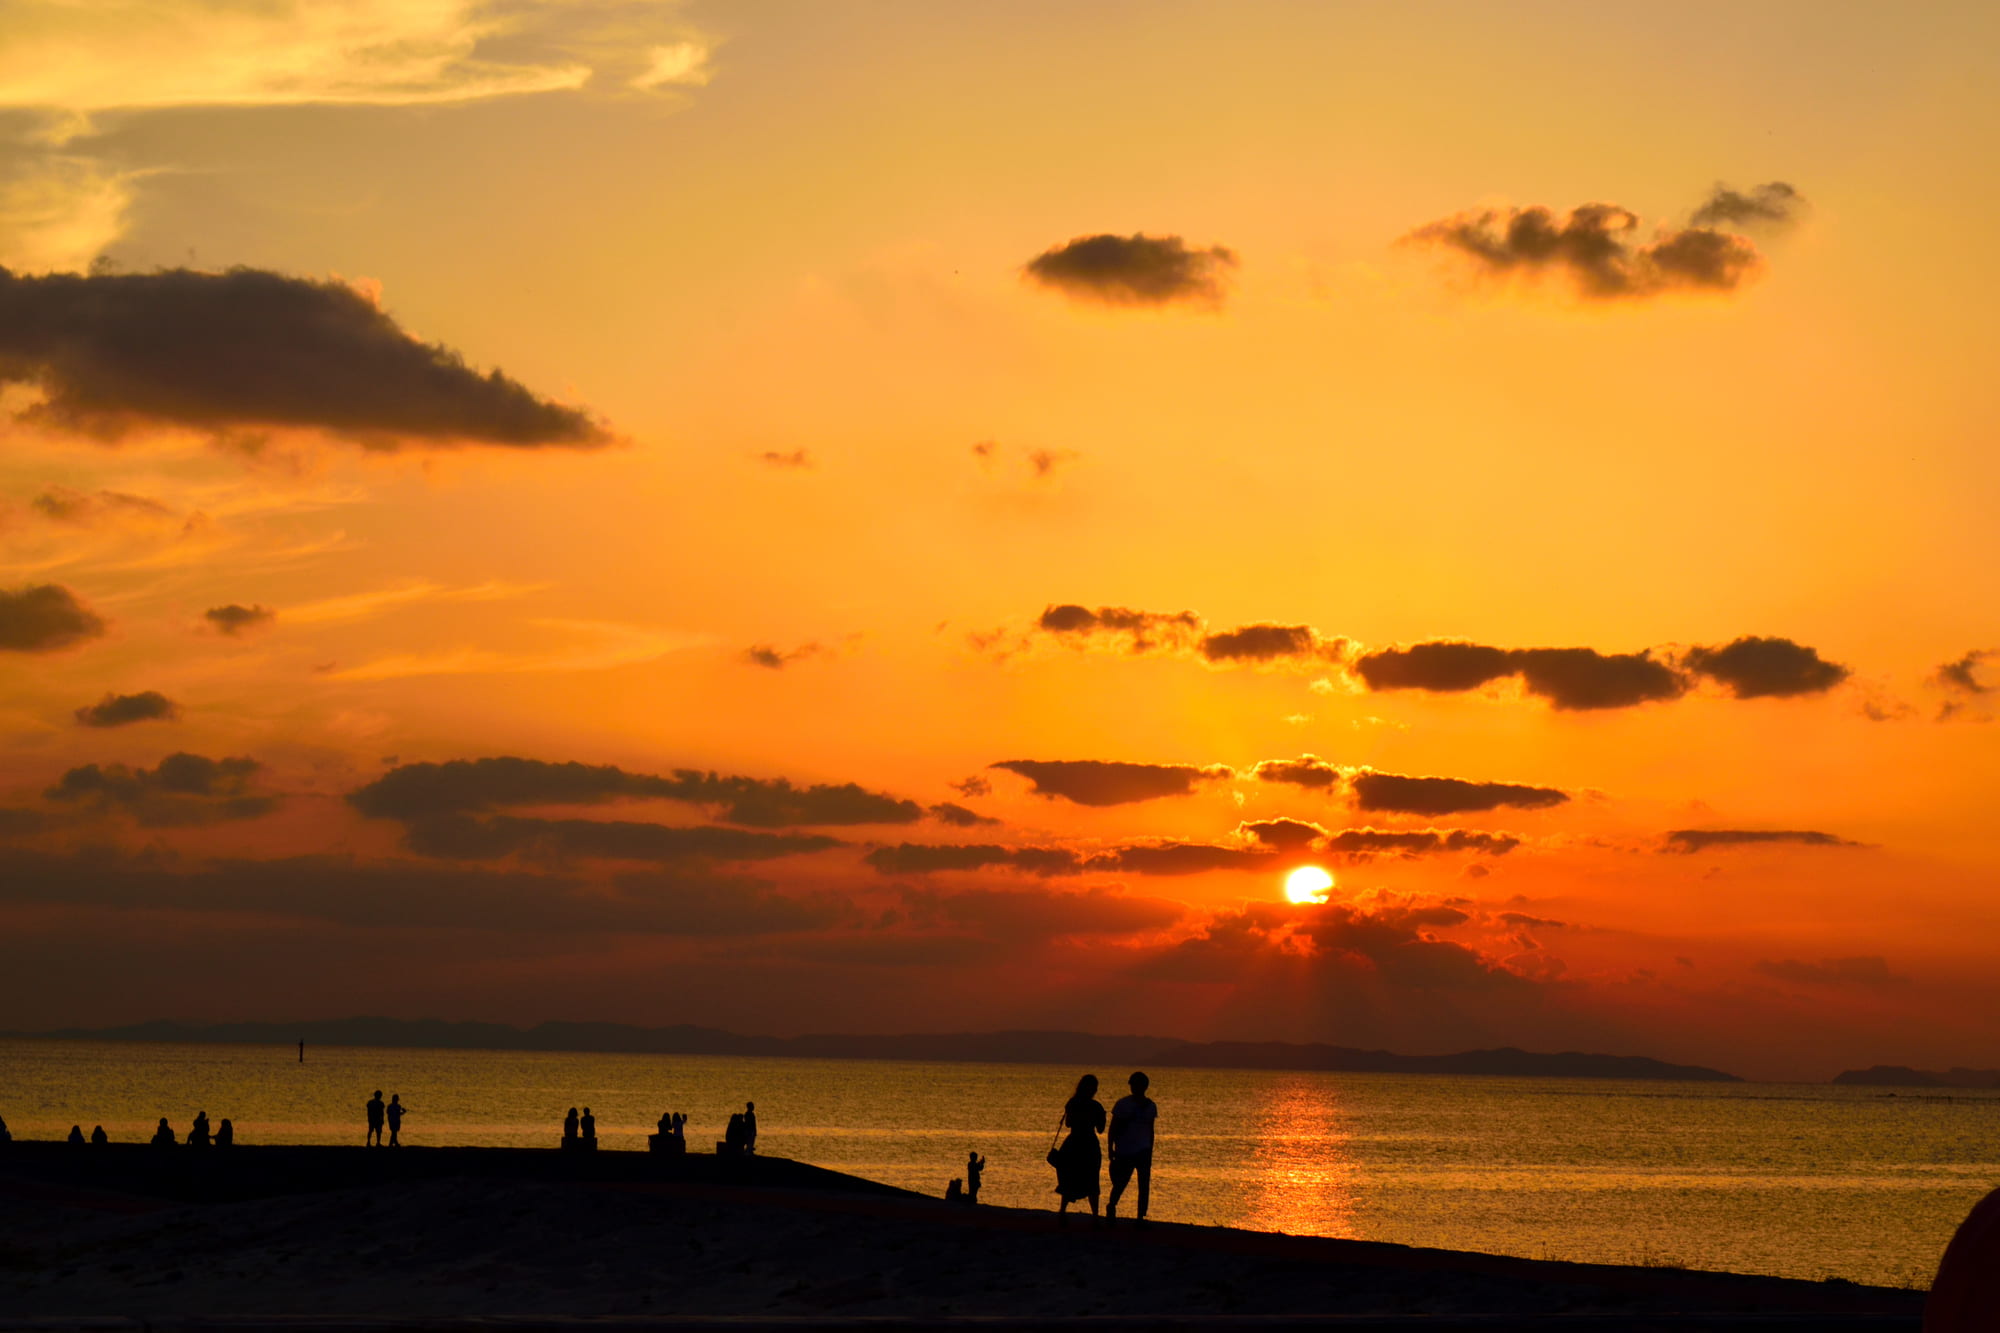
[326,618,706,681]
[282,579,547,627]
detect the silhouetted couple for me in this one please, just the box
[563,1106,597,1150]
[724,1102,758,1156]
[366,1092,407,1147]
[1051,1072,1157,1222]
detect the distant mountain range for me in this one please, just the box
[1832,1064,2000,1090]
[7,1017,1742,1083]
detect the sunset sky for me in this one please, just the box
[2,0,1996,1082]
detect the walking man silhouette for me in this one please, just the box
[365,1090,386,1147]
[1107,1071,1158,1224]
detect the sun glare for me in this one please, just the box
[1284,865,1334,904]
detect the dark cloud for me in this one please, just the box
[755,449,812,469]
[1321,828,1521,858]
[1355,641,1684,710]
[400,814,840,864]
[1249,755,1343,790]
[1682,636,1849,699]
[1663,829,1863,853]
[1354,641,1513,693]
[864,843,1085,877]
[1089,843,1280,877]
[32,487,174,525]
[348,757,923,828]
[204,604,273,636]
[0,808,51,837]
[989,758,1231,807]
[1754,955,1905,987]
[927,802,998,828]
[1689,182,1806,230]
[0,844,838,937]
[1510,647,1686,710]
[74,690,179,728]
[0,584,106,652]
[1932,649,1996,721]
[1499,911,1566,929]
[44,752,275,826]
[1146,898,1525,993]
[900,883,1184,940]
[1200,623,1335,663]
[743,642,822,670]
[949,775,993,799]
[1023,233,1238,307]
[1035,604,1340,667]
[0,266,609,448]
[1037,604,1202,653]
[1239,818,1328,851]
[1403,202,1762,300]
[1352,771,1568,816]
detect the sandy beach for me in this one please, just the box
[0,1143,1926,1330]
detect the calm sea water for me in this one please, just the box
[5,1039,1996,1288]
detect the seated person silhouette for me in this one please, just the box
[944,1177,962,1203]
[723,1112,744,1156]
[579,1107,596,1150]
[66,1125,85,1145]
[215,1118,234,1147]
[966,1151,986,1204]
[562,1106,579,1147]
[150,1117,175,1146]
[90,1125,108,1146]
[188,1110,211,1147]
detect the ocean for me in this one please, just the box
[5,1038,1995,1289]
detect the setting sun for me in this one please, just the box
[1284,865,1334,904]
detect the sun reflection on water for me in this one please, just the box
[1242,1075,1360,1239]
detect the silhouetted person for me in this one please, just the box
[966,1151,985,1204]
[66,1124,85,1146]
[214,1119,233,1148]
[743,1101,757,1154]
[673,1111,687,1139]
[1107,1071,1158,1224]
[151,1117,175,1146]
[944,1177,962,1203]
[563,1107,580,1142]
[366,1090,385,1147]
[658,1111,673,1137]
[1052,1073,1104,1218]
[725,1112,744,1154]
[188,1110,211,1147]
[90,1125,108,1146]
[580,1107,596,1142]
[386,1094,406,1147]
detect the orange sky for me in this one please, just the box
[2,0,1996,1082]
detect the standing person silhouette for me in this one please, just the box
[966,1151,985,1204]
[743,1102,757,1154]
[386,1094,406,1147]
[1107,1071,1158,1224]
[1052,1074,1105,1219]
[365,1091,385,1147]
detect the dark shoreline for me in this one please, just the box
[2,1022,1743,1083]
[0,1141,1927,1328]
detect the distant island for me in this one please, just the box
[1832,1064,2000,1089]
[6,1017,1742,1082]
